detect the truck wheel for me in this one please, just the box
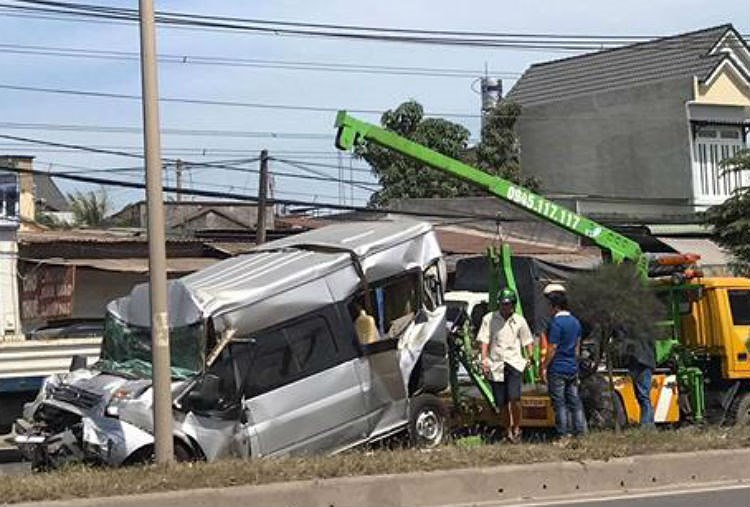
[728,392,750,426]
[409,394,447,448]
[580,374,625,430]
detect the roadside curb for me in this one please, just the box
[10,448,750,507]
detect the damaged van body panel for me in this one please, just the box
[15,219,448,468]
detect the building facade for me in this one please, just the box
[507,24,750,216]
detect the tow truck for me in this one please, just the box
[333,110,750,429]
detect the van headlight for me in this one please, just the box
[105,388,136,418]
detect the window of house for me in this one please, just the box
[693,125,746,198]
[0,173,18,219]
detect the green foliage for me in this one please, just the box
[702,149,750,275]
[35,209,70,229]
[567,263,665,360]
[474,101,539,190]
[68,189,109,227]
[360,99,532,206]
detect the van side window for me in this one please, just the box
[422,262,443,312]
[244,316,339,398]
[348,271,420,341]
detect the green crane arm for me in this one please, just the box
[334,110,648,277]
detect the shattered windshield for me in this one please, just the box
[95,314,206,380]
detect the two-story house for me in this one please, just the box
[507,24,750,219]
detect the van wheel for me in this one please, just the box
[123,440,194,466]
[728,392,750,426]
[409,394,447,448]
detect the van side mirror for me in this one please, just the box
[69,354,87,371]
[186,374,221,411]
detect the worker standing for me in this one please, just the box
[617,325,656,427]
[477,288,534,443]
[540,291,588,442]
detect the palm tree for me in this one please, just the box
[68,189,109,227]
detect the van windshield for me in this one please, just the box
[95,314,206,380]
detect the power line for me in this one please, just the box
[271,156,373,174]
[0,161,494,220]
[0,133,380,187]
[0,41,521,79]
[271,157,376,192]
[0,81,478,118]
[5,1,745,50]
[0,120,331,139]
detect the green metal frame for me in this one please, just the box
[335,111,648,277]
[334,110,703,422]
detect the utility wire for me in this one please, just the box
[0,132,379,187]
[0,41,520,78]
[0,82,477,118]
[5,1,745,50]
[0,120,330,139]
[0,162,495,221]
[271,157,376,192]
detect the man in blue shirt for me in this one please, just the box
[541,291,587,439]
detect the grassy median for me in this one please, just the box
[3,426,749,505]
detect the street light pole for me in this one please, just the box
[138,0,173,464]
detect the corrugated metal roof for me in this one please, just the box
[21,257,218,273]
[257,219,434,258]
[507,25,731,106]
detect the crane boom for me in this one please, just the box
[334,110,648,277]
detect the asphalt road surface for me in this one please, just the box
[503,483,750,507]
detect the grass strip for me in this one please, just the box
[3,426,748,505]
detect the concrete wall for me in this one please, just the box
[70,268,149,320]
[0,227,20,339]
[516,77,695,206]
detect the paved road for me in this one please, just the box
[503,483,750,507]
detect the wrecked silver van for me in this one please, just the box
[15,219,449,469]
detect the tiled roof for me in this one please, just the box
[507,25,733,106]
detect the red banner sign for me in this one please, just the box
[21,265,76,320]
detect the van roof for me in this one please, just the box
[107,219,442,330]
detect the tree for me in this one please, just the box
[702,149,750,275]
[566,263,665,431]
[472,100,539,190]
[69,188,109,227]
[359,99,532,206]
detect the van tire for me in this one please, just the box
[123,440,194,466]
[728,392,750,426]
[408,394,447,448]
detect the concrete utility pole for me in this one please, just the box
[256,149,269,245]
[138,0,173,464]
[175,159,183,202]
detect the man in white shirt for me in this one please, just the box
[477,288,534,443]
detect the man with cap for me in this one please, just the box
[541,289,588,441]
[477,288,534,443]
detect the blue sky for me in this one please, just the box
[0,0,747,213]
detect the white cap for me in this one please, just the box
[543,283,566,296]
